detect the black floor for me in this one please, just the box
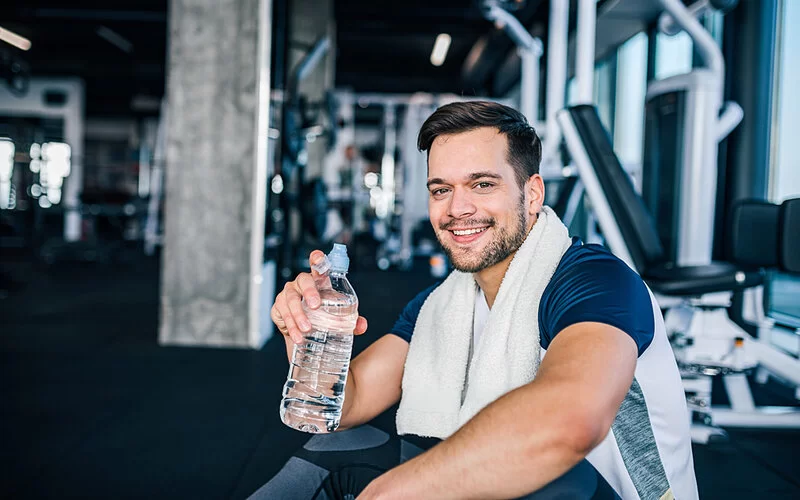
[2,257,800,499]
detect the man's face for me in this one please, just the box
[426,127,536,273]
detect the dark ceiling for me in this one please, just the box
[3,1,169,117]
[0,0,576,118]
[333,0,547,95]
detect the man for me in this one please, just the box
[263,101,697,499]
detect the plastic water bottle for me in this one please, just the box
[280,244,358,433]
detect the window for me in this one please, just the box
[594,57,615,132]
[565,58,616,132]
[767,0,800,326]
[771,0,800,204]
[613,32,648,171]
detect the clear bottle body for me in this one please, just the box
[280,272,358,433]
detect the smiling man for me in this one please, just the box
[260,101,698,500]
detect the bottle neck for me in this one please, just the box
[329,269,347,278]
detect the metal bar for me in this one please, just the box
[519,49,541,125]
[542,0,569,169]
[712,407,800,428]
[575,0,596,104]
[482,5,543,125]
[746,337,800,387]
[658,0,724,77]
[483,5,538,51]
[722,373,756,411]
[659,0,711,37]
[380,104,397,220]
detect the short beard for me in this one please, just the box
[440,196,529,273]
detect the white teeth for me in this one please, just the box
[452,227,487,236]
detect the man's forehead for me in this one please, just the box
[426,128,512,182]
[430,127,503,147]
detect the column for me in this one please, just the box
[160,0,272,348]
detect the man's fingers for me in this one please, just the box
[354,316,368,335]
[281,312,304,344]
[308,250,327,277]
[293,273,320,308]
[270,304,286,331]
[272,294,303,344]
[287,292,312,333]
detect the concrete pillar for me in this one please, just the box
[160,0,272,348]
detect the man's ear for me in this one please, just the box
[526,174,545,216]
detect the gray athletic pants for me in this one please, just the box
[248,425,620,500]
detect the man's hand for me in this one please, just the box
[271,251,406,431]
[270,250,368,352]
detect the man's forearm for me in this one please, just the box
[359,380,593,499]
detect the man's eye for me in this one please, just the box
[475,182,494,189]
[431,188,449,196]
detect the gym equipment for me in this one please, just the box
[643,0,743,266]
[480,0,543,127]
[551,0,800,443]
[558,104,800,443]
[144,100,168,256]
[271,36,334,279]
[300,178,329,241]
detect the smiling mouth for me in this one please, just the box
[450,227,489,236]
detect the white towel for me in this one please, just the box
[396,206,573,439]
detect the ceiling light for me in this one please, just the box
[430,33,451,67]
[0,26,32,51]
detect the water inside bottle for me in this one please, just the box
[280,289,358,433]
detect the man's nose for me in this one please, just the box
[447,188,477,219]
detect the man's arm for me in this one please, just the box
[358,321,638,500]
[339,333,409,430]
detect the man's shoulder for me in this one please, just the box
[547,237,646,298]
[540,237,655,355]
[552,237,634,282]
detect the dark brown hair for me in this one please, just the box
[417,101,542,188]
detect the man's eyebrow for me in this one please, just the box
[426,178,446,189]
[467,171,503,181]
[426,172,503,189]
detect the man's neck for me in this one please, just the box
[473,252,516,309]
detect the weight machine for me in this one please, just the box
[557,0,800,443]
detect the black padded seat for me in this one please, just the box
[643,262,763,296]
[561,104,765,298]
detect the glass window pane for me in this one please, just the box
[613,32,648,169]
[772,0,800,203]
[767,0,800,326]
[594,58,614,132]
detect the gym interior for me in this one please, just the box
[1,0,799,498]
